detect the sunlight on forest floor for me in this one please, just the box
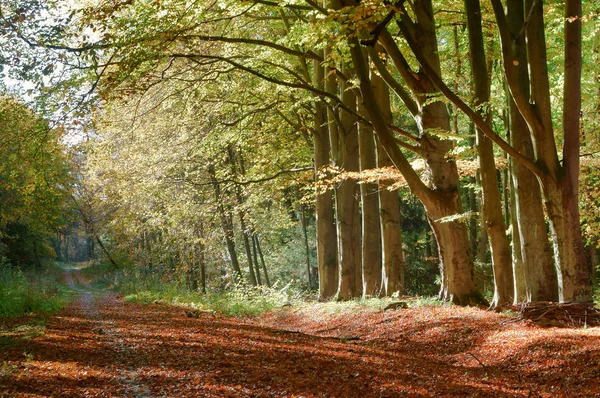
[1,269,599,397]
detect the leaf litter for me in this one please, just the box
[1,278,600,397]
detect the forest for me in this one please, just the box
[1,0,600,396]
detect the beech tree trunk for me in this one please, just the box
[495,0,559,302]
[300,205,314,289]
[338,0,483,305]
[254,235,271,288]
[543,177,590,302]
[335,64,362,300]
[227,148,257,286]
[208,165,243,282]
[509,159,527,303]
[359,104,382,297]
[200,246,206,294]
[251,234,262,285]
[465,0,513,306]
[373,69,404,297]
[315,53,338,299]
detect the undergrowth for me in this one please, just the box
[0,260,73,319]
[124,283,298,317]
[82,260,446,316]
[84,260,303,316]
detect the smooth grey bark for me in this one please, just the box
[493,0,590,302]
[208,165,243,282]
[227,148,257,286]
[350,36,483,305]
[254,235,271,287]
[358,103,382,297]
[372,68,405,296]
[509,158,527,303]
[300,204,314,289]
[251,233,262,285]
[335,64,362,300]
[505,0,558,302]
[315,51,339,299]
[465,0,513,307]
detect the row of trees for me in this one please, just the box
[1,0,599,304]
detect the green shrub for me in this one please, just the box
[123,280,300,317]
[0,261,71,318]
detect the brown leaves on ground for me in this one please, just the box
[1,284,600,397]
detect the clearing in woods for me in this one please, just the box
[1,270,600,397]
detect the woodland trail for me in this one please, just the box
[1,271,600,397]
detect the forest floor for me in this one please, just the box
[1,271,600,397]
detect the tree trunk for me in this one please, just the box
[358,104,382,297]
[208,166,243,282]
[227,148,258,286]
[315,52,338,299]
[373,68,404,296]
[505,0,558,302]
[334,64,362,300]
[425,191,483,305]
[509,159,527,303]
[543,177,591,302]
[200,244,206,294]
[255,235,271,288]
[251,234,262,285]
[300,205,313,289]
[237,205,257,286]
[465,0,513,306]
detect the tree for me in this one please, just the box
[0,95,72,266]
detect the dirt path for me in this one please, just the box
[1,272,600,397]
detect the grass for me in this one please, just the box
[0,261,76,355]
[123,282,298,317]
[0,263,75,319]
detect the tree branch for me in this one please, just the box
[394,16,545,177]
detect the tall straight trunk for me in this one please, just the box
[358,103,382,297]
[237,209,257,286]
[509,159,527,303]
[233,199,257,285]
[209,166,243,282]
[520,0,589,302]
[544,179,590,302]
[251,234,262,285]
[188,248,199,291]
[465,0,513,306]
[300,205,313,289]
[315,51,338,299]
[200,245,206,294]
[227,148,258,286]
[504,0,558,302]
[550,0,591,302]
[372,67,404,296]
[254,236,271,287]
[510,121,558,301]
[335,64,362,300]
